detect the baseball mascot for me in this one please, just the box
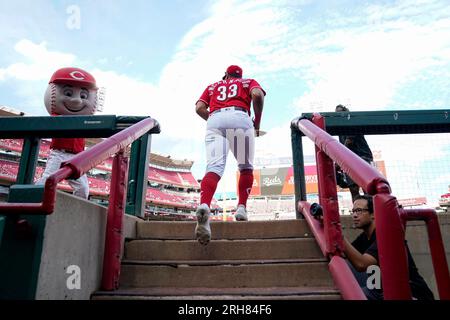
[36,67,99,199]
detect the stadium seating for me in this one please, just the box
[147,166,198,188]
[179,172,200,187]
[0,159,18,182]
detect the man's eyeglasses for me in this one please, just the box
[351,208,370,215]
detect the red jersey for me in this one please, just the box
[50,138,85,154]
[50,113,85,154]
[197,78,265,115]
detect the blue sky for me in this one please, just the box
[1,0,450,205]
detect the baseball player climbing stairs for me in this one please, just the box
[92,219,341,300]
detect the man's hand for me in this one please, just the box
[344,137,354,146]
[253,118,260,137]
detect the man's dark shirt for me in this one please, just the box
[339,135,373,162]
[352,230,434,300]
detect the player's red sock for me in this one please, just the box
[238,169,253,207]
[200,172,221,207]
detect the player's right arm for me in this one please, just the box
[196,86,211,121]
[251,87,265,136]
[196,100,209,121]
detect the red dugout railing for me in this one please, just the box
[0,117,158,214]
[293,113,413,300]
[298,199,366,300]
[0,116,159,291]
[0,158,200,208]
[399,208,450,300]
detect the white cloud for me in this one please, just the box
[294,20,450,112]
[164,0,450,146]
[92,0,296,143]
[0,40,76,81]
[93,69,158,117]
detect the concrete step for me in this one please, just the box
[92,286,341,300]
[119,261,334,288]
[124,238,323,261]
[122,258,327,266]
[136,219,312,240]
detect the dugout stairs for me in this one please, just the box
[92,219,341,300]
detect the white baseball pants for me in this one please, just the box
[205,107,255,177]
[36,149,89,199]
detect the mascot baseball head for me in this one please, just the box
[44,67,98,115]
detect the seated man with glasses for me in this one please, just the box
[343,194,434,300]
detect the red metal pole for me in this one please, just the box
[295,115,413,299]
[0,117,158,215]
[101,150,129,290]
[400,209,450,300]
[374,193,412,299]
[425,214,450,300]
[311,114,344,257]
[0,166,73,215]
[329,256,367,300]
[298,201,327,256]
[299,201,366,300]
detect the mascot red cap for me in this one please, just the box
[44,67,99,115]
[49,67,97,89]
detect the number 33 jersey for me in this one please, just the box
[197,78,266,116]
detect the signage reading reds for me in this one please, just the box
[238,165,319,196]
[260,167,289,196]
[262,176,282,187]
[305,175,318,183]
[288,176,294,185]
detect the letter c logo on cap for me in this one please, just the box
[69,71,85,80]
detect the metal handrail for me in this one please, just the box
[0,117,158,215]
[0,116,159,291]
[292,113,412,299]
[298,201,366,300]
[400,208,450,300]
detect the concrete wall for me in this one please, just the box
[340,214,450,299]
[35,191,138,300]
